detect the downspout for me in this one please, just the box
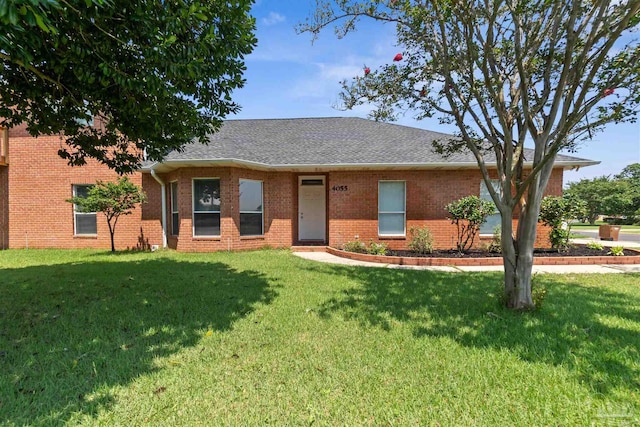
[150,167,168,248]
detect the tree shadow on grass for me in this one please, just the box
[0,257,277,425]
[309,263,640,398]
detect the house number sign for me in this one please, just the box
[331,185,349,192]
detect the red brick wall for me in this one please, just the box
[154,167,295,252]
[0,165,8,249]
[6,127,151,250]
[327,169,563,250]
[4,123,565,252]
[139,173,164,249]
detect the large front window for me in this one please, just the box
[239,179,263,236]
[193,178,221,236]
[170,181,179,236]
[378,181,406,236]
[73,184,97,235]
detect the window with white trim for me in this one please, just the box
[193,178,221,236]
[378,181,406,236]
[73,184,97,235]
[239,179,263,236]
[479,180,501,234]
[170,181,179,236]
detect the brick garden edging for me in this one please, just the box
[321,246,640,267]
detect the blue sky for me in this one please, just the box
[232,0,640,184]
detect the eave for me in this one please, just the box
[140,158,600,174]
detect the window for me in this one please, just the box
[378,181,406,236]
[193,178,221,236]
[239,179,263,236]
[170,181,179,236]
[73,184,97,235]
[479,180,501,234]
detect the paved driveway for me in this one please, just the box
[575,229,640,243]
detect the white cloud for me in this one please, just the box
[288,62,365,100]
[262,12,285,26]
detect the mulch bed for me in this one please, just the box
[387,246,640,258]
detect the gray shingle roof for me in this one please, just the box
[144,117,598,172]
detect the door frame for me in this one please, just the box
[297,174,328,243]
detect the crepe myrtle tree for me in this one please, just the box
[0,0,256,173]
[67,177,146,252]
[299,0,640,310]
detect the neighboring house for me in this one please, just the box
[0,118,598,251]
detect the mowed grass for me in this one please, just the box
[1,249,639,425]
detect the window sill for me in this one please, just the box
[240,235,265,240]
[74,235,97,239]
[378,235,406,240]
[192,236,221,241]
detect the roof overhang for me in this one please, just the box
[141,158,600,174]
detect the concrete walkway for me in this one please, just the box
[293,237,640,274]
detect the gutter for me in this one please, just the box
[140,158,600,173]
[150,167,168,248]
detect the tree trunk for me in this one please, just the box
[500,212,535,310]
[107,220,115,252]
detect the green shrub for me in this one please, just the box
[488,225,502,253]
[408,226,434,254]
[586,241,604,250]
[342,239,366,253]
[539,195,586,252]
[367,240,388,256]
[446,195,496,253]
[608,246,625,256]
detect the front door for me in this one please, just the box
[298,176,326,241]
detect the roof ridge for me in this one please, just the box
[224,116,352,122]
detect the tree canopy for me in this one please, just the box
[300,0,640,309]
[1,0,256,173]
[566,163,640,224]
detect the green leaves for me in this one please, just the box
[446,196,496,253]
[67,177,146,217]
[539,195,587,251]
[565,169,640,225]
[66,177,146,251]
[1,0,257,173]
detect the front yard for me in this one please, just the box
[1,249,639,425]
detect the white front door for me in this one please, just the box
[298,176,326,241]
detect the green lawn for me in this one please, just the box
[1,249,639,425]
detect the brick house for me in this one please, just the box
[0,117,597,251]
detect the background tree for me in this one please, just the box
[1,0,256,173]
[566,164,640,224]
[300,0,640,309]
[565,177,621,224]
[615,163,640,222]
[67,177,146,252]
[616,163,640,182]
